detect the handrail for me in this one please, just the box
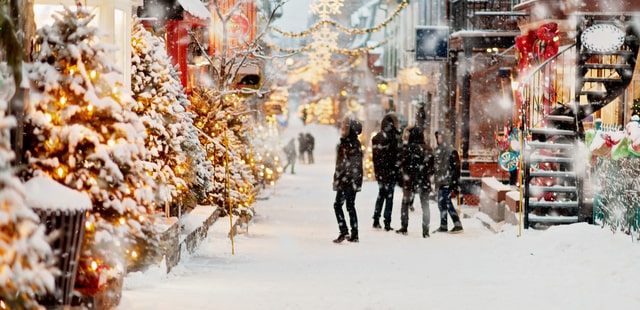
[518,43,579,131]
[518,43,577,86]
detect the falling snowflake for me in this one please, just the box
[310,0,344,20]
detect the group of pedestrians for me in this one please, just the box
[282,132,315,175]
[331,112,463,244]
[298,132,315,164]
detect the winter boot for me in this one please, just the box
[423,229,430,238]
[372,219,382,229]
[384,224,394,232]
[396,227,408,235]
[434,226,448,233]
[347,230,359,242]
[333,232,349,243]
[449,225,464,234]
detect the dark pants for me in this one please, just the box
[306,150,314,164]
[334,190,358,234]
[373,181,395,225]
[400,187,430,231]
[437,186,461,229]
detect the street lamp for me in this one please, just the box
[377,81,388,94]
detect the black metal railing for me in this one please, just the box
[518,44,578,130]
[450,0,525,31]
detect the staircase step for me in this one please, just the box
[582,63,632,70]
[528,155,573,163]
[582,77,625,83]
[583,50,636,57]
[530,128,576,136]
[529,185,577,193]
[529,170,576,178]
[528,141,574,150]
[528,214,579,224]
[579,90,608,98]
[528,200,579,208]
[544,115,575,122]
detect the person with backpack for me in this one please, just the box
[395,126,435,237]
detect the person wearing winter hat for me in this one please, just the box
[371,112,401,231]
[332,117,364,243]
[395,126,435,237]
[433,131,463,233]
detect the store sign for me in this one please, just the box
[415,26,449,62]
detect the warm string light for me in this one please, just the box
[260,0,408,38]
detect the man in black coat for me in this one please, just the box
[396,126,435,237]
[371,112,401,231]
[332,117,363,243]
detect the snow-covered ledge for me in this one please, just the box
[33,0,140,89]
[24,176,91,211]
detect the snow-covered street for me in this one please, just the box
[120,121,640,310]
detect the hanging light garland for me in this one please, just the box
[261,0,409,38]
[262,37,390,55]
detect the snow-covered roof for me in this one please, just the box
[24,176,92,211]
[348,0,381,49]
[178,0,210,20]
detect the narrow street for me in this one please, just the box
[120,123,640,310]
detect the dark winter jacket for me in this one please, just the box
[372,114,401,184]
[306,133,315,151]
[401,127,434,191]
[434,141,460,189]
[333,119,363,192]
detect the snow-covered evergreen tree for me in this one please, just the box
[23,5,159,281]
[130,18,212,212]
[0,67,55,309]
[190,88,256,216]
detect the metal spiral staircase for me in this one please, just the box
[520,17,639,229]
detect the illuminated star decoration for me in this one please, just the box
[310,0,345,20]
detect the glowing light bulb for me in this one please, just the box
[87,104,94,112]
[60,96,67,105]
[131,251,138,259]
[119,217,126,225]
[90,71,97,79]
[56,166,66,178]
[91,260,98,271]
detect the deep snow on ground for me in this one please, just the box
[120,119,640,310]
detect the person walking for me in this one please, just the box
[371,112,401,231]
[298,132,307,164]
[433,131,463,233]
[305,132,315,164]
[332,117,364,243]
[282,138,296,174]
[395,126,435,237]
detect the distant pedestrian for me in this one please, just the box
[396,126,435,237]
[305,132,315,164]
[433,131,463,233]
[332,117,363,243]
[371,112,401,231]
[282,138,296,174]
[298,132,307,163]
